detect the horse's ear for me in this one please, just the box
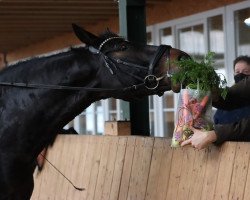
[72,23,98,46]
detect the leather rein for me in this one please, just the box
[0,37,172,93]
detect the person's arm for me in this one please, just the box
[214,118,250,145]
[181,118,250,149]
[213,77,250,110]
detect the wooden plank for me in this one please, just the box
[244,154,250,199]
[77,136,98,200]
[0,1,117,11]
[31,171,42,200]
[109,137,128,200]
[145,138,165,200]
[66,135,90,200]
[188,148,208,200]
[165,147,184,200]
[154,139,173,200]
[125,137,154,200]
[101,137,120,200]
[92,136,112,200]
[56,135,81,200]
[176,147,196,200]
[126,137,146,200]
[200,145,221,200]
[244,164,250,199]
[229,142,250,200]
[37,135,67,199]
[0,10,117,15]
[118,137,136,200]
[214,142,237,200]
[52,136,73,200]
[85,136,104,200]
[31,160,47,199]
[138,137,154,200]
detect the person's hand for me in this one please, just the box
[181,127,217,150]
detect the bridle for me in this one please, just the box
[88,36,172,91]
[0,37,172,93]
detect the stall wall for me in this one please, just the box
[32,135,250,200]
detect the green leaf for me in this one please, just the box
[171,52,227,98]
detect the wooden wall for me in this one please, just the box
[31,135,250,200]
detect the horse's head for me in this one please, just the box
[72,24,190,100]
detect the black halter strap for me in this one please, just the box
[148,45,171,75]
[144,45,171,89]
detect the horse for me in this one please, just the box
[0,24,190,199]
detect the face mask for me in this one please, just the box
[234,73,249,83]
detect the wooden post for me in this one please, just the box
[104,121,131,136]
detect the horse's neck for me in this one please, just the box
[30,51,104,122]
[0,50,107,148]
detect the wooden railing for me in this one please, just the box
[31,135,250,200]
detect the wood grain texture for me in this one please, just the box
[31,135,250,200]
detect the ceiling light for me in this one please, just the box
[244,17,250,26]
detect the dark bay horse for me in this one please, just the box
[0,24,189,199]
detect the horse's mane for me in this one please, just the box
[6,45,86,69]
[5,29,122,69]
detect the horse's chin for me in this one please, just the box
[156,84,172,94]
[171,83,181,93]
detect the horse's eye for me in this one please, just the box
[120,44,127,51]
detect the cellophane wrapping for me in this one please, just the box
[171,88,213,147]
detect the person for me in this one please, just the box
[181,55,250,149]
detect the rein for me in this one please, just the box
[39,153,85,191]
[0,37,172,93]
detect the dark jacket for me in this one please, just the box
[213,77,250,110]
[212,77,250,144]
[214,118,250,144]
[214,106,250,124]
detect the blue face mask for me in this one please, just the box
[234,73,249,83]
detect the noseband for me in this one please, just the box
[89,36,172,91]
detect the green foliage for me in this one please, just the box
[171,52,227,98]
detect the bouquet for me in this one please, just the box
[171,52,227,147]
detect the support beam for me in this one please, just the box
[0,52,7,69]
[119,0,150,136]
